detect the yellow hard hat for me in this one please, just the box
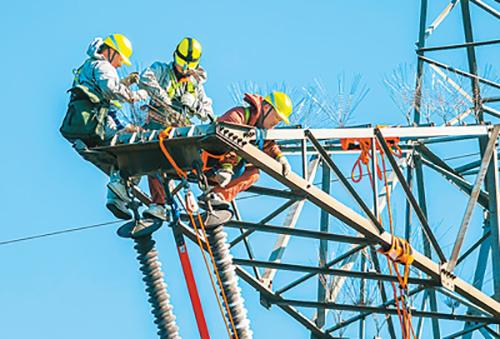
[174,37,202,71]
[264,91,293,124]
[103,33,133,66]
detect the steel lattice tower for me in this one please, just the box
[82,1,500,337]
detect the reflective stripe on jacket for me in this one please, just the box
[139,61,213,122]
[216,93,283,166]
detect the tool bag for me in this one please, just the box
[59,84,108,146]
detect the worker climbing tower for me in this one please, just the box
[77,1,500,337]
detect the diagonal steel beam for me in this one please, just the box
[306,130,400,335]
[374,128,447,262]
[424,0,459,39]
[231,201,260,279]
[261,157,320,288]
[419,55,500,90]
[447,126,500,271]
[457,230,491,266]
[224,220,371,245]
[305,130,385,233]
[470,0,500,20]
[416,144,490,208]
[229,199,296,248]
[275,244,367,295]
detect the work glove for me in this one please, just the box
[121,72,140,87]
[278,156,291,176]
[123,124,143,133]
[215,166,234,188]
[134,89,149,102]
[181,92,196,109]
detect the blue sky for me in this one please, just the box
[1,0,499,338]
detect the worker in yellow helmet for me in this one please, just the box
[60,33,149,220]
[140,37,214,127]
[199,91,293,209]
[139,37,214,220]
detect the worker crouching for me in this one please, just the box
[200,91,293,209]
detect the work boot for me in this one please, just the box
[198,192,231,210]
[106,190,132,220]
[143,204,169,221]
[107,171,130,202]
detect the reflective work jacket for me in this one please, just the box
[73,38,143,105]
[139,61,213,125]
[215,93,283,167]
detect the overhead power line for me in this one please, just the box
[0,220,122,247]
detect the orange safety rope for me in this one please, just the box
[341,136,402,188]
[200,150,226,172]
[344,134,415,339]
[158,129,239,339]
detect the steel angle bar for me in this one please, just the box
[305,130,384,233]
[484,137,500,302]
[424,0,459,39]
[414,0,429,124]
[419,39,500,52]
[235,267,335,338]
[229,199,296,248]
[419,55,500,90]
[326,285,427,333]
[261,157,321,288]
[447,126,500,272]
[275,244,367,295]
[483,106,500,120]
[232,259,437,286]
[414,154,441,337]
[224,221,371,245]
[419,150,492,208]
[483,96,500,103]
[374,128,447,263]
[213,126,500,316]
[315,159,330,331]
[429,63,500,124]
[416,147,490,209]
[272,299,500,324]
[462,221,494,339]
[470,0,500,20]
[435,286,491,316]
[456,230,491,266]
[245,185,303,200]
[460,0,482,116]
[306,131,399,334]
[443,323,492,339]
[264,125,490,142]
[231,201,260,279]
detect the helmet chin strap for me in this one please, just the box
[258,103,274,128]
[106,48,118,64]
